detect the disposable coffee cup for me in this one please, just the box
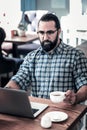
[50,91,65,103]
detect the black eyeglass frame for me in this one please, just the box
[37,29,57,36]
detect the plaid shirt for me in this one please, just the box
[12,41,87,99]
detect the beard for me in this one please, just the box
[40,33,58,52]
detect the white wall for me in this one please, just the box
[0,0,22,36]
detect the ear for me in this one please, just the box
[58,28,61,35]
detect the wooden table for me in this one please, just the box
[5,34,38,57]
[0,96,87,130]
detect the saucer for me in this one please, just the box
[45,111,68,122]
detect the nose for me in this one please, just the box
[43,33,49,41]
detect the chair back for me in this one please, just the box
[0,57,16,74]
[76,41,87,58]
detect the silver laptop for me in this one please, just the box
[0,87,48,118]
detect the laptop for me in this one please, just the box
[0,87,48,118]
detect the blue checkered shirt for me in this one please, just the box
[11,41,87,99]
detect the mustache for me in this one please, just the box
[42,40,51,42]
[41,40,51,45]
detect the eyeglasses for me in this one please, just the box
[37,29,57,36]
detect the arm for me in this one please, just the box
[65,51,87,105]
[5,80,20,90]
[64,85,87,105]
[75,85,87,103]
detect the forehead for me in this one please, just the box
[38,21,56,30]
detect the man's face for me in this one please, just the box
[37,21,60,52]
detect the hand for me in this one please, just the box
[64,90,77,105]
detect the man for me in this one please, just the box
[6,13,87,105]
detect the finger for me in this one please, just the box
[65,90,72,97]
[63,100,73,105]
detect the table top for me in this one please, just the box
[5,34,38,44]
[0,96,87,130]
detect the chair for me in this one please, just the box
[61,15,87,47]
[76,41,87,57]
[17,10,48,57]
[0,55,23,87]
[0,56,15,87]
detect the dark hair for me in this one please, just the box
[0,27,6,44]
[38,13,61,30]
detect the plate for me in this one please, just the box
[45,111,68,122]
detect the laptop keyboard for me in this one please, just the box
[32,108,39,114]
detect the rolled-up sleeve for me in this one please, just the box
[73,50,87,89]
[11,55,32,90]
